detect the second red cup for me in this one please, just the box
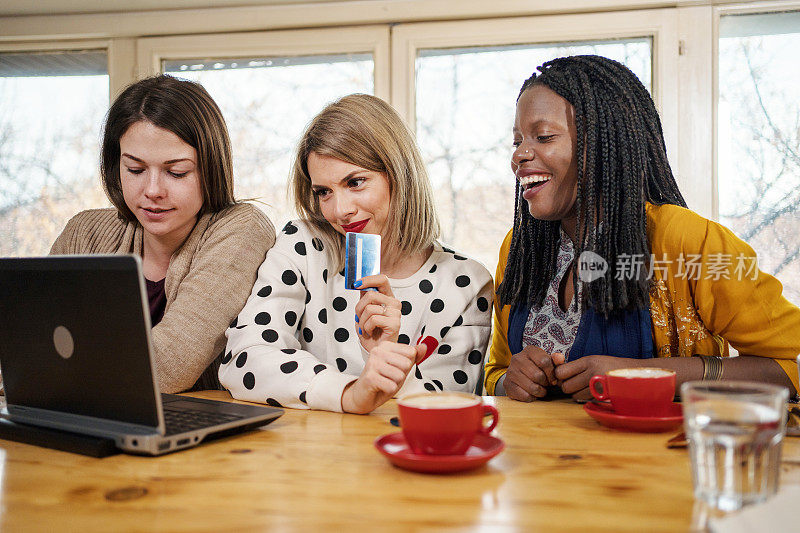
[589,368,676,417]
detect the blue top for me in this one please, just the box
[507,302,654,361]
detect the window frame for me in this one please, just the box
[135,25,390,101]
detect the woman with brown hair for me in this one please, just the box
[220,94,492,413]
[50,74,275,393]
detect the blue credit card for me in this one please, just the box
[344,232,380,290]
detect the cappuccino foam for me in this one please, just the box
[399,393,480,409]
[608,368,674,378]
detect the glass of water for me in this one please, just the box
[681,381,789,512]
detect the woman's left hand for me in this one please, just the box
[353,274,402,353]
[554,355,646,401]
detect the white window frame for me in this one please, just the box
[135,25,390,101]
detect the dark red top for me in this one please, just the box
[146,277,167,327]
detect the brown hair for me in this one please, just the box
[291,94,440,269]
[101,74,235,221]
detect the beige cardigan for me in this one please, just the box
[50,203,275,393]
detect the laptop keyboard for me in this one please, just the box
[163,408,242,436]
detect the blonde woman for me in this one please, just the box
[220,94,492,413]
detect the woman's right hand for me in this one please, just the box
[341,341,426,414]
[353,274,402,353]
[505,346,563,402]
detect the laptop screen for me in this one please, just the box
[0,256,161,428]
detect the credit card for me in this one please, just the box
[344,232,380,290]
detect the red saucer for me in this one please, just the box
[374,432,504,473]
[584,401,683,433]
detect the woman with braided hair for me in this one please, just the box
[485,55,800,401]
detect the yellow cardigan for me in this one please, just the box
[485,203,800,394]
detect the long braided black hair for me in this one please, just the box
[497,55,687,317]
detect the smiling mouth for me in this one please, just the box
[143,207,173,214]
[341,219,369,233]
[518,174,552,191]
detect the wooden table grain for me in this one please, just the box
[1,392,799,532]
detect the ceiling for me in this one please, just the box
[0,0,342,17]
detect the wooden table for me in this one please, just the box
[1,393,799,532]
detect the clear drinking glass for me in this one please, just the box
[681,381,789,512]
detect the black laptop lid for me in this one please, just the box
[0,255,161,428]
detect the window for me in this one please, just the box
[393,10,675,275]
[139,25,389,229]
[718,11,800,304]
[414,40,651,275]
[0,49,109,256]
[164,53,374,229]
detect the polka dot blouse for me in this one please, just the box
[219,220,493,412]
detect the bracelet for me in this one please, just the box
[699,355,724,381]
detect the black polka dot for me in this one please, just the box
[294,242,307,255]
[454,255,467,261]
[456,275,471,287]
[415,367,422,379]
[440,326,450,338]
[257,286,272,297]
[322,269,328,283]
[266,398,283,407]
[477,297,489,312]
[419,279,433,293]
[339,268,345,277]
[433,379,443,390]
[333,297,347,312]
[243,372,255,390]
[281,348,297,354]
[235,352,248,368]
[318,308,328,324]
[229,317,238,328]
[430,299,445,313]
[262,329,278,343]
[305,290,311,304]
[468,350,482,365]
[313,364,327,374]
[280,361,298,374]
[336,357,347,372]
[312,237,324,251]
[442,246,455,253]
[299,391,307,404]
[401,301,412,315]
[453,370,468,384]
[303,328,314,342]
[282,222,298,234]
[424,383,436,392]
[254,312,271,325]
[285,311,297,326]
[453,315,464,327]
[421,325,426,336]
[429,264,437,273]
[221,351,232,364]
[397,334,410,345]
[282,270,298,285]
[438,344,451,355]
[334,328,349,342]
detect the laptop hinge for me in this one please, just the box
[3,405,159,440]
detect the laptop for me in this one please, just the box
[0,255,282,456]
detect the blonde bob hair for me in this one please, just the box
[291,94,440,270]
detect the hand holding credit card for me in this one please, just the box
[345,232,380,290]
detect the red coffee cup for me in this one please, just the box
[397,392,499,455]
[589,368,676,417]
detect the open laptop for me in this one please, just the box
[0,255,282,456]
